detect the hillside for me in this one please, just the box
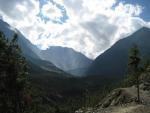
[76,69,150,113]
[0,19,40,59]
[40,46,92,76]
[0,19,68,75]
[88,27,150,77]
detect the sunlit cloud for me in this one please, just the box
[41,2,62,20]
[0,0,149,59]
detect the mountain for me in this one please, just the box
[0,19,64,74]
[40,46,92,76]
[0,19,92,76]
[88,27,150,77]
[0,19,40,59]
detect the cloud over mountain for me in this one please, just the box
[0,0,149,59]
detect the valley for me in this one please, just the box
[1,19,150,113]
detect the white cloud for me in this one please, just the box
[114,3,143,17]
[41,1,62,21]
[0,0,149,59]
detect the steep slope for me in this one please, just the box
[88,27,150,77]
[0,19,40,59]
[0,19,64,74]
[40,46,92,76]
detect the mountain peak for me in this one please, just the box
[140,27,150,31]
[47,46,76,53]
[88,26,150,77]
[135,27,150,35]
[40,46,92,76]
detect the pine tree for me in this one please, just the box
[128,45,141,103]
[0,31,28,113]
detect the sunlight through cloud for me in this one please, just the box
[0,0,149,59]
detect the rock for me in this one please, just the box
[100,87,138,108]
[75,72,150,113]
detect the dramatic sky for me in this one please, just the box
[0,0,150,59]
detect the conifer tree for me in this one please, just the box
[0,31,28,113]
[128,45,141,103]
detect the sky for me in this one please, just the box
[0,0,150,59]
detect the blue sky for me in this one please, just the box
[38,0,150,24]
[120,0,150,21]
[0,0,149,59]
[38,0,68,24]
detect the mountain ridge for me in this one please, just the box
[88,27,150,77]
[0,19,67,75]
[40,46,93,76]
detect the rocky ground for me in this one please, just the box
[75,73,150,113]
[76,104,150,113]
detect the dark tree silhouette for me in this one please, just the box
[128,45,141,103]
[0,31,28,113]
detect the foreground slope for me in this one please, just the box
[76,105,150,113]
[76,70,150,113]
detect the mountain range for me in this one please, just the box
[1,19,150,78]
[0,19,92,76]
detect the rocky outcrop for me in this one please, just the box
[75,72,150,113]
[75,85,150,113]
[76,104,150,113]
[98,88,137,108]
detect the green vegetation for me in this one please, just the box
[0,32,28,113]
[29,72,118,112]
[121,45,150,103]
[0,31,118,113]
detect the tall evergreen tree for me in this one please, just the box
[128,45,141,103]
[0,31,28,113]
